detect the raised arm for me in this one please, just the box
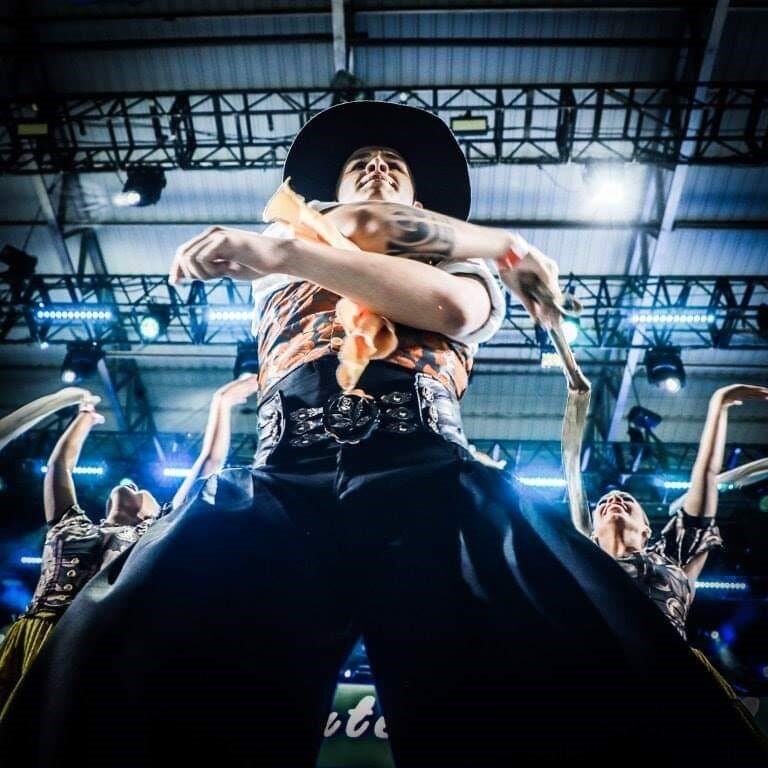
[0,387,92,453]
[43,399,104,525]
[683,384,768,580]
[171,375,260,511]
[687,385,768,519]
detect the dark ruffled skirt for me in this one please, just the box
[2,431,766,766]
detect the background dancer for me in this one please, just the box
[586,383,768,748]
[0,394,159,717]
[0,374,259,719]
[589,384,768,637]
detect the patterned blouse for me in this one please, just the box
[26,505,153,617]
[252,202,507,399]
[614,510,723,640]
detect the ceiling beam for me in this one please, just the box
[331,0,352,74]
[30,176,76,273]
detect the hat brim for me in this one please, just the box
[283,101,470,220]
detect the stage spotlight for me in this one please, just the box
[113,166,166,207]
[61,341,102,384]
[139,304,171,341]
[233,341,259,379]
[450,112,489,136]
[645,347,685,393]
[0,244,37,281]
[561,316,580,344]
[628,405,662,432]
[330,70,368,104]
[581,161,632,219]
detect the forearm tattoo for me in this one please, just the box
[383,206,456,263]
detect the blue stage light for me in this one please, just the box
[207,307,254,323]
[35,304,114,323]
[162,467,191,478]
[518,476,567,488]
[40,463,105,476]
[139,304,171,341]
[0,578,32,614]
[663,479,735,491]
[139,315,161,341]
[663,479,690,490]
[630,311,715,326]
[695,580,748,591]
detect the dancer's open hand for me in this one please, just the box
[169,227,286,285]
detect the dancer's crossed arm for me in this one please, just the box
[169,206,562,335]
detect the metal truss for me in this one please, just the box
[3,82,768,173]
[3,430,765,519]
[1,273,766,351]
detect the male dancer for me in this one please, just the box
[3,101,765,766]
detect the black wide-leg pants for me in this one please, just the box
[2,364,766,767]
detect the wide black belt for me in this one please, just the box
[253,373,468,466]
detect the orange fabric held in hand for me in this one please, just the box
[263,180,398,391]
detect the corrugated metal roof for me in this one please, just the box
[676,167,768,222]
[469,163,650,223]
[40,43,335,92]
[652,229,768,276]
[356,10,683,86]
[713,10,768,80]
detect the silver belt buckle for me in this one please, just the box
[322,391,380,445]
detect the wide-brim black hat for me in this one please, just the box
[283,100,470,220]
